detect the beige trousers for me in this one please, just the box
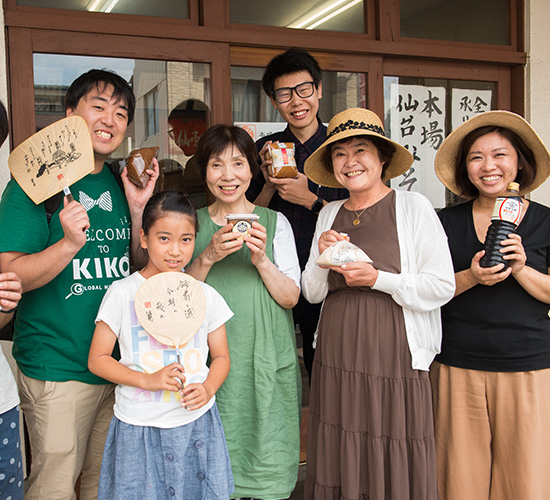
[430,362,550,500]
[17,372,114,500]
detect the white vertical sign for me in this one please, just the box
[451,89,492,130]
[389,83,446,208]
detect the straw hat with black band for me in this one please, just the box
[304,108,414,188]
[435,110,550,198]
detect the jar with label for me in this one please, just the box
[225,213,260,238]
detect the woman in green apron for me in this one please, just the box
[187,124,302,500]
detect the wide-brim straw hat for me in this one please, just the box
[304,108,414,188]
[435,110,550,197]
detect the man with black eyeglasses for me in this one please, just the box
[247,47,347,380]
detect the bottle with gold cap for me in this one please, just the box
[480,182,523,268]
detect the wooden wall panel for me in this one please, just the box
[211,43,231,125]
[7,27,35,147]
[367,56,384,118]
[3,5,525,66]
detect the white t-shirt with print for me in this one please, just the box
[96,271,233,428]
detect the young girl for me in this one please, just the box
[88,190,234,500]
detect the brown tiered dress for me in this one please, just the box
[304,191,437,500]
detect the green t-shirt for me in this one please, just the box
[0,166,130,384]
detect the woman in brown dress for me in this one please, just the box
[301,108,455,500]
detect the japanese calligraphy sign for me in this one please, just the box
[389,84,446,208]
[451,89,492,130]
[8,116,94,204]
[135,272,206,348]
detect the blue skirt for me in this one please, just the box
[0,405,23,500]
[98,404,234,500]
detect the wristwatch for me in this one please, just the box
[311,196,324,214]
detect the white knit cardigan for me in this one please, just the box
[301,190,455,371]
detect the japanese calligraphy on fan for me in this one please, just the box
[134,273,207,348]
[8,116,93,204]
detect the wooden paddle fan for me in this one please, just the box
[135,272,207,348]
[8,115,94,204]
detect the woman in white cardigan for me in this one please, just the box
[301,108,455,500]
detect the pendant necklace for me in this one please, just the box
[352,207,368,225]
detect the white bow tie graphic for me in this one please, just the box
[79,191,113,212]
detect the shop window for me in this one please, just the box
[145,87,160,138]
[383,76,496,208]
[230,0,365,33]
[400,0,509,45]
[16,0,189,19]
[33,54,210,204]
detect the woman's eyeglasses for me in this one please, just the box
[271,82,316,104]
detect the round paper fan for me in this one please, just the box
[135,272,206,348]
[8,115,94,204]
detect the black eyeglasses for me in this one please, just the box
[271,81,316,104]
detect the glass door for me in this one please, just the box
[7,29,224,207]
[32,54,212,206]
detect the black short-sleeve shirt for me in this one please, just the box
[437,200,550,372]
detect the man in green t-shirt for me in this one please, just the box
[0,69,158,500]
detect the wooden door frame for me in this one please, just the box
[6,27,231,148]
[383,57,515,112]
[230,46,518,121]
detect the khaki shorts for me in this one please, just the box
[17,372,114,500]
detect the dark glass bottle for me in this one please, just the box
[480,182,523,268]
